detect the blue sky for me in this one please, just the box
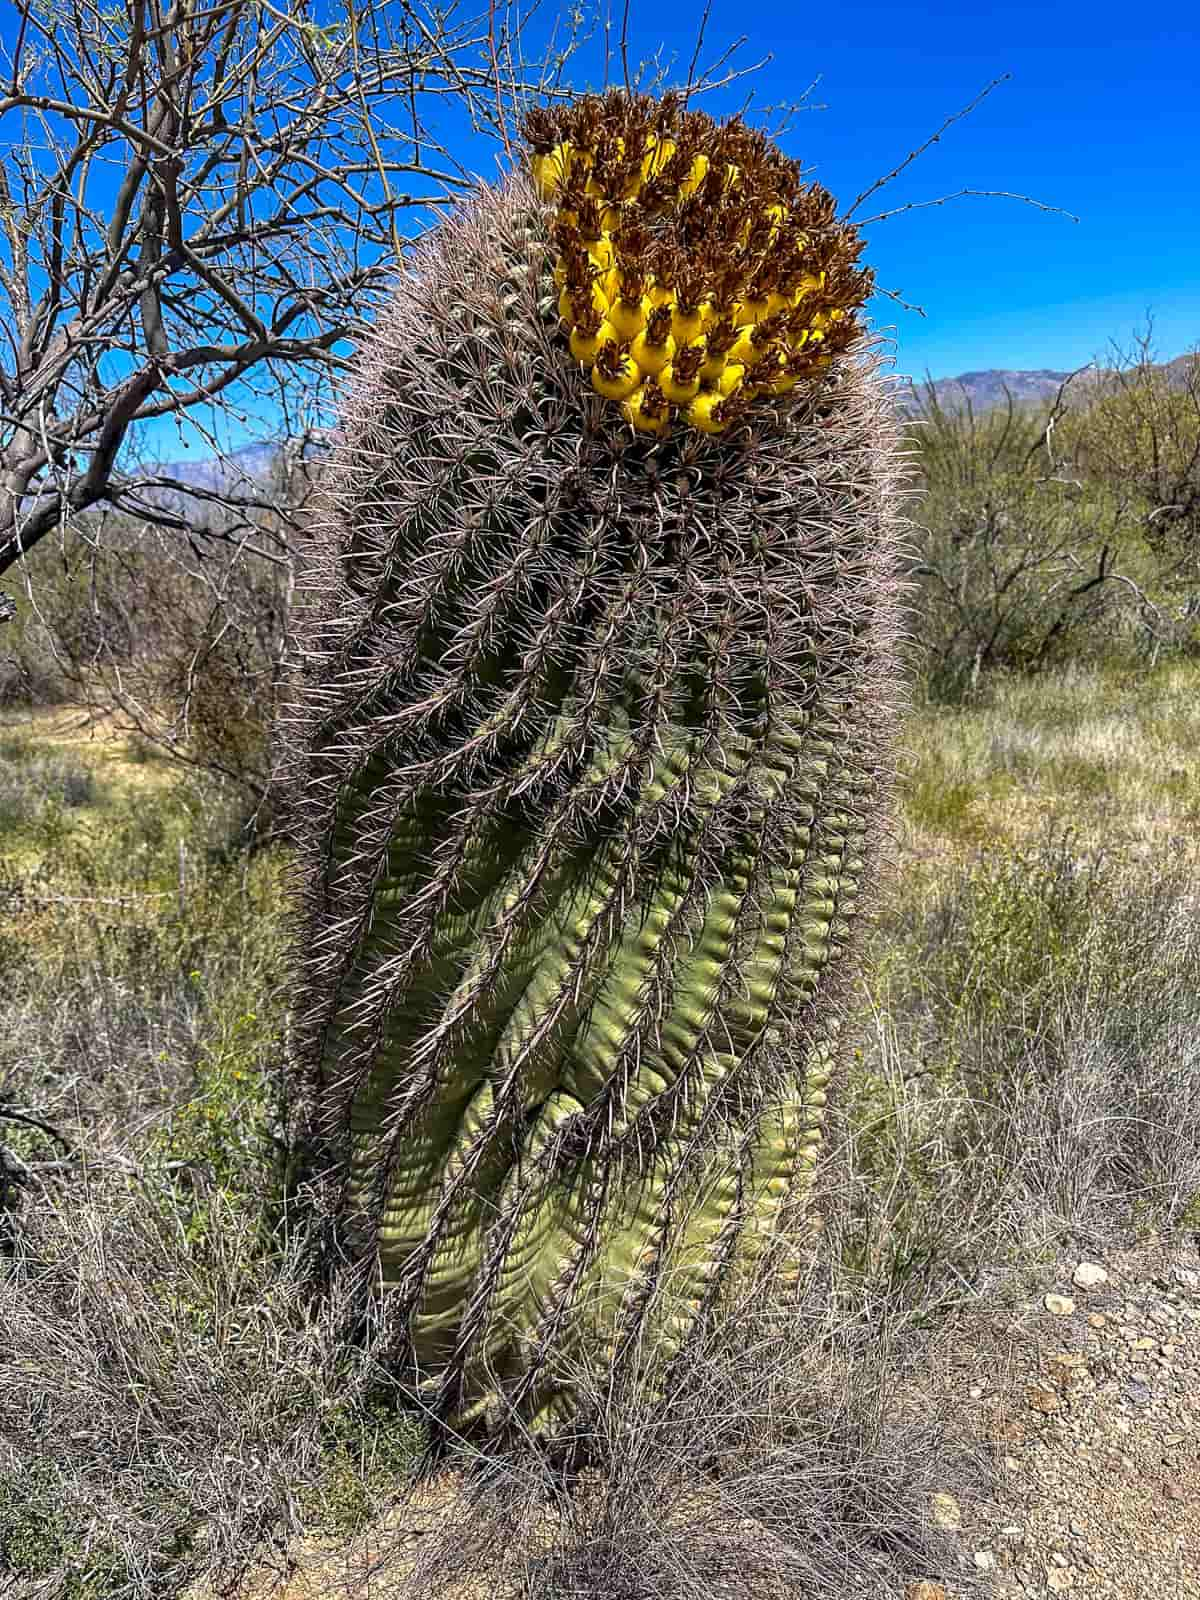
[497,0,1199,385]
[2,0,1197,461]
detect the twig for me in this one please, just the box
[843,73,1013,220]
[857,188,1080,227]
[873,283,928,318]
[684,0,715,103]
[5,890,173,907]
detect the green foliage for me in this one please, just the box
[147,993,279,1251]
[301,1388,426,1535]
[1057,348,1200,588]
[0,1464,130,1597]
[908,394,1134,699]
[0,514,288,815]
[902,760,1017,843]
[933,828,1113,1031]
[906,351,1200,700]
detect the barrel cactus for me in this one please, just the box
[284,89,911,1447]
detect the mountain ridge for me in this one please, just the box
[897,349,1195,416]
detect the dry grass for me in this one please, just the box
[3,660,1199,1599]
[899,658,1200,867]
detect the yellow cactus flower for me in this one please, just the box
[608,294,650,341]
[531,142,573,199]
[727,328,760,367]
[591,346,640,401]
[559,281,607,325]
[570,319,618,365]
[631,326,675,377]
[658,361,702,404]
[522,91,872,438]
[642,134,676,178]
[587,235,614,273]
[685,390,732,434]
[793,272,825,302]
[698,349,727,386]
[678,153,710,196]
[621,383,670,436]
[732,296,770,328]
[670,300,711,344]
[717,362,746,396]
[768,371,801,394]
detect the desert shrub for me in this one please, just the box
[0,749,99,830]
[0,1174,425,1600]
[2,511,293,823]
[1059,344,1200,592]
[848,822,1200,1278]
[390,1241,996,1600]
[0,743,433,1598]
[906,392,1142,700]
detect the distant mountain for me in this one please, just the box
[897,368,1079,415]
[143,439,285,491]
[110,436,331,518]
[898,351,1196,417]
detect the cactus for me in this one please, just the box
[284,90,911,1447]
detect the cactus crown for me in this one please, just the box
[525,89,874,436]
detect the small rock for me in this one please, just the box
[1047,1568,1075,1592]
[1001,1524,1024,1537]
[904,1585,946,1600]
[1073,1262,1108,1288]
[1164,1482,1186,1502]
[1004,1455,1021,1473]
[969,1385,984,1398]
[1028,1386,1061,1414]
[1124,1380,1152,1406]
[1087,1312,1107,1328]
[1051,1552,1069,1567]
[929,1491,961,1531]
[1172,1266,1198,1289]
[973,1550,997,1572]
[1044,1293,1076,1316]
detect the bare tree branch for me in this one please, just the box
[0,0,604,576]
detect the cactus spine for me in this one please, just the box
[285,90,910,1445]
